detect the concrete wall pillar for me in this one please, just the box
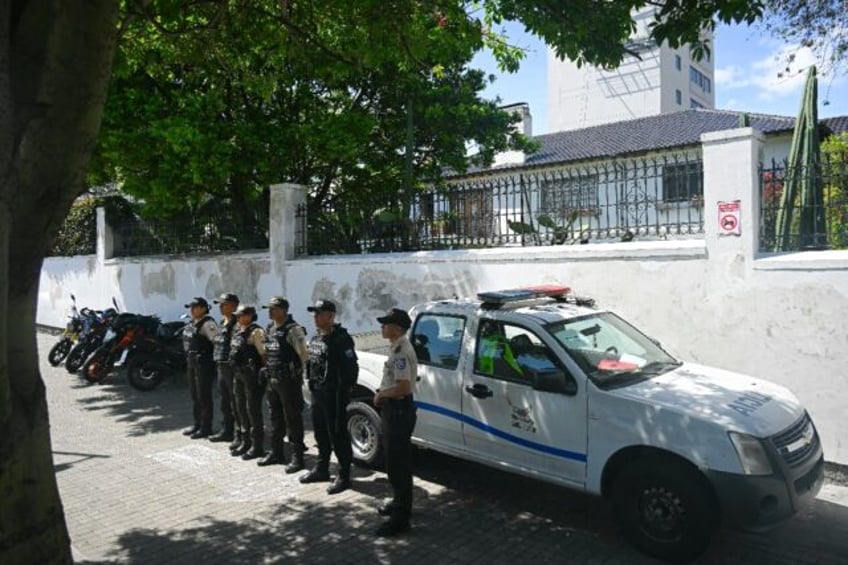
[269,183,308,291]
[701,127,764,265]
[96,206,114,262]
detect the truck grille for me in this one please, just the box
[771,413,819,468]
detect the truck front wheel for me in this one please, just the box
[612,457,718,563]
[347,401,383,467]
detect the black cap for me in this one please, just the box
[377,308,412,330]
[213,293,240,305]
[262,296,289,310]
[184,297,209,309]
[234,304,257,317]
[307,299,336,313]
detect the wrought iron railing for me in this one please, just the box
[759,154,848,252]
[299,153,705,256]
[111,215,269,257]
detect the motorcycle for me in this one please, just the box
[47,294,82,366]
[125,320,187,391]
[81,312,162,384]
[64,301,120,374]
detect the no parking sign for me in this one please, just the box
[718,200,741,236]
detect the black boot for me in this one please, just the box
[228,431,243,453]
[285,450,305,474]
[182,425,199,436]
[257,449,285,466]
[209,428,234,443]
[190,428,211,439]
[327,473,351,495]
[232,438,252,457]
[241,443,265,461]
[299,467,331,484]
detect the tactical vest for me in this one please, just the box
[213,316,236,362]
[229,323,262,367]
[183,316,214,357]
[264,319,302,373]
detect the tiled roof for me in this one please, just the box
[458,109,848,176]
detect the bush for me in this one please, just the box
[49,195,136,256]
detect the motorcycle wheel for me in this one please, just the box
[48,338,72,366]
[65,343,91,373]
[82,350,111,383]
[126,356,167,391]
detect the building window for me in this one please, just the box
[663,161,703,203]
[676,89,682,105]
[675,54,681,70]
[540,174,600,217]
[689,66,711,94]
[690,98,704,109]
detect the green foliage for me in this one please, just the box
[49,196,136,257]
[822,133,848,248]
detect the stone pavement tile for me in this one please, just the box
[37,332,848,565]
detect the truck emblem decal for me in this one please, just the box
[510,406,537,433]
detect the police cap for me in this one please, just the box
[262,296,289,310]
[377,308,412,330]
[307,299,336,313]
[213,293,240,305]
[184,297,210,309]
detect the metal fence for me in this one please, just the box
[112,215,269,257]
[299,153,705,256]
[759,153,848,252]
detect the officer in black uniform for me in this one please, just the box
[228,304,266,460]
[300,299,358,495]
[258,296,309,472]
[373,308,418,537]
[181,297,219,439]
[209,293,239,444]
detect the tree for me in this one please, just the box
[760,0,848,78]
[0,2,765,563]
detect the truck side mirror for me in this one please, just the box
[533,370,577,396]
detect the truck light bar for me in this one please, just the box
[477,284,572,305]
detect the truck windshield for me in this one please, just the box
[546,312,680,389]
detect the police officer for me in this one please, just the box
[258,296,308,472]
[208,293,239,444]
[373,308,418,537]
[300,300,358,495]
[182,297,219,439]
[228,304,266,460]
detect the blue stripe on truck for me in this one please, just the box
[415,400,587,463]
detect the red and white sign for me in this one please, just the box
[717,200,741,236]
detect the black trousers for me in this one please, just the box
[267,371,306,454]
[233,364,264,446]
[311,386,352,477]
[382,397,417,522]
[216,363,235,433]
[187,354,215,432]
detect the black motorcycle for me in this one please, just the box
[47,294,82,366]
[81,312,161,384]
[125,320,187,391]
[65,302,119,373]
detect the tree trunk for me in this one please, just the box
[0,3,119,564]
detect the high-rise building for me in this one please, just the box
[547,7,715,133]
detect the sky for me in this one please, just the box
[470,21,848,136]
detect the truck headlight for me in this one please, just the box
[729,432,773,475]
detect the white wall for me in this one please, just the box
[38,130,848,467]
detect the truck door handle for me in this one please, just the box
[465,384,493,398]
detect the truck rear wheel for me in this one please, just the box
[347,401,383,467]
[612,457,718,563]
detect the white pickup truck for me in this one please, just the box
[346,285,824,562]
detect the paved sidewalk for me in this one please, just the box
[41,333,848,564]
